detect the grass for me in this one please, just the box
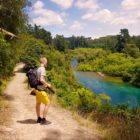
[0,80,8,95]
[103,75,123,84]
[72,111,104,137]
[0,80,9,125]
[51,93,140,140]
[90,112,140,140]
[0,99,13,140]
[0,99,4,108]
[0,97,12,126]
[0,78,13,126]
[49,93,105,139]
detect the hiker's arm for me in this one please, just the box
[40,76,51,87]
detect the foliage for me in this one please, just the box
[53,35,69,52]
[89,29,140,58]
[0,0,28,96]
[26,26,140,59]
[91,35,118,50]
[0,0,27,34]
[27,24,52,45]
[123,44,140,58]
[0,33,15,79]
[133,35,140,49]
[73,48,140,86]
[20,36,49,69]
[93,103,140,140]
[66,36,91,49]
[115,29,130,53]
[70,48,107,62]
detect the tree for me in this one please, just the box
[124,44,140,58]
[0,33,14,78]
[67,36,90,49]
[115,35,125,52]
[115,29,130,53]
[120,29,130,43]
[0,0,27,34]
[90,35,118,51]
[133,35,140,50]
[54,35,69,52]
[27,24,52,44]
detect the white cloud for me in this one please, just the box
[70,21,84,31]
[82,9,113,23]
[111,17,135,25]
[76,0,113,24]
[33,9,64,26]
[115,0,140,25]
[75,0,99,10]
[33,0,44,9]
[111,11,140,25]
[111,0,140,25]
[60,12,68,18]
[78,0,140,25]
[50,0,73,9]
[30,0,140,37]
[32,1,64,26]
[122,0,140,10]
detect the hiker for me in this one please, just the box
[36,57,51,125]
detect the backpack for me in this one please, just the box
[26,67,40,88]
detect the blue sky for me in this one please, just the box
[28,0,140,38]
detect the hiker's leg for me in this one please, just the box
[41,104,51,125]
[41,92,51,124]
[43,104,50,118]
[41,91,50,118]
[36,103,41,117]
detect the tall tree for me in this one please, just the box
[67,36,90,49]
[115,35,125,52]
[115,29,130,52]
[133,36,140,50]
[54,35,69,52]
[27,24,52,44]
[0,0,27,34]
[120,29,130,43]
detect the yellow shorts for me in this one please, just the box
[35,90,50,105]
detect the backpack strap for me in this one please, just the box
[28,78,30,89]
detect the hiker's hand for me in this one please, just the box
[48,84,51,87]
[47,83,51,88]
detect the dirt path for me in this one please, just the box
[0,63,101,140]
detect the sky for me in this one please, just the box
[27,0,140,38]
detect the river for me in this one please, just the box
[72,60,140,107]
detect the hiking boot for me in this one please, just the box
[40,118,51,125]
[37,117,42,123]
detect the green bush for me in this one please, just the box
[0,33,15,79]
[20,37,48,69]
[73,48,140,86]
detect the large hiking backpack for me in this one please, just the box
[26,67,39,88]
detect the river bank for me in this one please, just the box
[97,72,105,77]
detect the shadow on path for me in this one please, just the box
[3,94,15,101]
[17,119,37,124]
[42,129,61,140]
[42,128,98,140]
